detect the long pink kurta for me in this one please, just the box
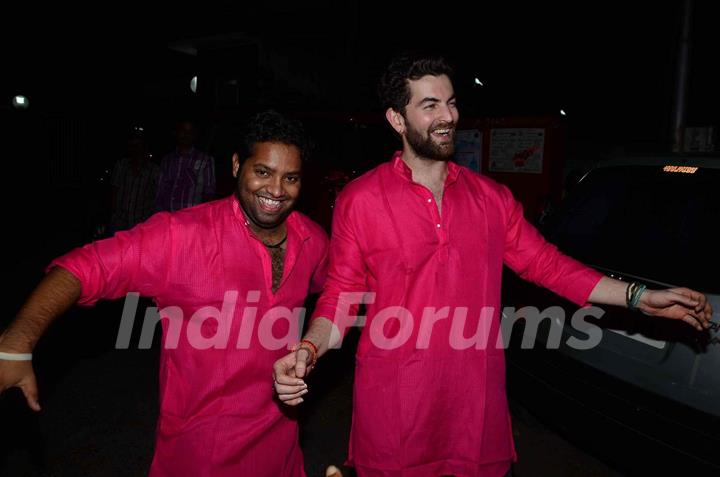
[51,196,328,477]
[313,153,604,477]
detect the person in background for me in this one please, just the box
[155,120,216,212]
[108,130,160,234]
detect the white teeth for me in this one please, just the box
[434,129,450,134]
[258,197,281,208]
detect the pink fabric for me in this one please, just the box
[313,153,603,477]
[51,196,328,477]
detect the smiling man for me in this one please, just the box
[234,137,303,293]
[0,110,328,476]
[273,53,712,477]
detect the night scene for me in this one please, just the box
[1,1,718,476]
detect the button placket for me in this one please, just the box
[411,183,444,240]
[425,195,445,240]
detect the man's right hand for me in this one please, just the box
[0,268,83,413]
[272,348,312,406]
[0,358,41,411]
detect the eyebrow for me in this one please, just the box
[418,94,456,105]
[419,97,440,105]
[253,163,275,172]
[253,163,302,176]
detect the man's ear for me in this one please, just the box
[385,108,406,135]
[232,153,241,178]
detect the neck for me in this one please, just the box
[241,209,287,244]
[401,149,449,184]
[177,145,193,154]
[251,222,285,242]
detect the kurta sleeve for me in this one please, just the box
[49,212,173,306]
[500,185,603,306]
[311,190,369,333]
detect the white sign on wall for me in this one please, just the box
[489,128,545,174]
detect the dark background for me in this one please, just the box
[3,0,718,285]
[0,1,718,475]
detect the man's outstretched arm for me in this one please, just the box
[0,267,81,410]
[588,276,712,331]
[1,214,171,411]
[500,186,713,330]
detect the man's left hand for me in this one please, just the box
[638,287,713,331]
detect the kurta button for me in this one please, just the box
[436,223,441,228]
[427,199,432,203]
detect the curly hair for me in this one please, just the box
[378,53,454,114]
[236,110,309,163]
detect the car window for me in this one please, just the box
[547,165,720,294]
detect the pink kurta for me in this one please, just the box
[51,196,328,477]
[313,153,603,477]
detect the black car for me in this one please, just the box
[503,155,720,474]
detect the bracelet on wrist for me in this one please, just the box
[0,351,33,361]
[625,282,647,311]
[292,339,318,367]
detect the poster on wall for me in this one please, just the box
[489,128,545,173]
[454,129,483,172]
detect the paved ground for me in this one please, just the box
[1,304,622,477]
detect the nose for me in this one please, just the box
[438,103,457,124]
[267,175,284,197]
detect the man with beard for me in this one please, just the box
[272,54,712,476]
[0,111,328,476]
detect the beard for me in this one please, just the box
[405,121,456,161]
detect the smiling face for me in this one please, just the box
[389,74,459,161]
[233,141,302,232]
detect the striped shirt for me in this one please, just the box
[155,147,216,212]
[110,157,160,229]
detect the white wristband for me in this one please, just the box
[0,352,33,361]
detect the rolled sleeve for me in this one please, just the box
[49,213,172,306]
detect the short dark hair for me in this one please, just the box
[236,110,308,163]
[174,118,198,133]
[378,53,454,114]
